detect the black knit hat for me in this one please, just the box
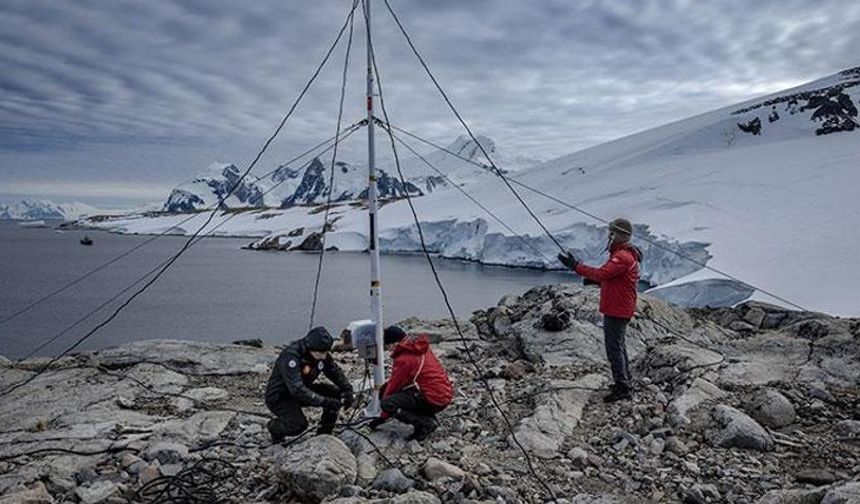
[304,326,334,352]
[609,218,633,238]
[383,325,407,346]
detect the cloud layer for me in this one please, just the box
[1,0,858,204]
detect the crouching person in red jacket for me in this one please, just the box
[369,326,454,441]
[558,218,642,403]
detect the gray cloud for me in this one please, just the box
[0,0,858,205]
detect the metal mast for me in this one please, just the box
[365,0,385,417]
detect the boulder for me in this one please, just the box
[822,482,860,504]
[275,435,357,502]
[709,405,773,451]
[747,389,796,428]
[422,457,465,481]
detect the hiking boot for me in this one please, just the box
[406,418,438,442]
[267,418,286,444]
[602,387,633,403]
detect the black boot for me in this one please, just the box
[602,386,633,403]
[406,415,438,442]
[267,418,287,444]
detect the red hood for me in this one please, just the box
[610,242,642,262]
[391,334,430,357]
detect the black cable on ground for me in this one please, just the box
[310,4,357,330]
[0,0,361,401]
[380,0,566,256]
[132,457,237,504]
[366,14,557,500]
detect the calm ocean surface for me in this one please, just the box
[0,221,573,359]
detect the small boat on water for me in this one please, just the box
[80,236,94,246]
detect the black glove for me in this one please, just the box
[583,278,600,287]
[322,397,343,410]
[341,389,354,408]
[367,417,386,430]
[557,251,580,270]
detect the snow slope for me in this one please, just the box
[0,199,98,221]
[84,67,860,316]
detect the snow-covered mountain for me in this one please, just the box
[0,199,98,221]
[87,67,860,315]
[162,135,540,213]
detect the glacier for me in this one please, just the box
[78,67,860,316]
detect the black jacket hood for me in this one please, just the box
[303,326,334,352]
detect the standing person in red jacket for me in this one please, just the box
[558,218,642,402]
[369,326,454,441]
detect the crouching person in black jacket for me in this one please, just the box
[264,327,354,443]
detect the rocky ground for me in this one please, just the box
[1,284,858,503]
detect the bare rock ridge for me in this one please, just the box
[0,284,858,502]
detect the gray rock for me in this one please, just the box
[0,482,54,504]
[144,441,189,464]
[182,387,229,403]
[139,464,160,484]
[275,435,357,501]
[669,378,728,420]
[757,487,828,504]
[390,491,442,504]
[159,464,183,476]
[795,468,842,486]
[567,447,589,467]
[683,461,701,475]
[151,411,235,442]
[372,468,414,493]
[683,483,719,503]
[709,405,773,451]
[422,457,465,481]
[487,485,519,500]
[75,481,119,504]
[834,420,860,438]
[747,389,796,428]
[96,339,277,375]
[75,468,98,485]
[822,482,860,504]
[355,453,378,486]
[509,374,606,458]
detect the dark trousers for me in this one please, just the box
[603,315,632,391]
[381,389,444,429]
[265,382,341,436]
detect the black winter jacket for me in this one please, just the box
[265,330,352,407]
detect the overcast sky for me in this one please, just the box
[1,0,858,207]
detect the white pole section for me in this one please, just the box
[365,0,385,418]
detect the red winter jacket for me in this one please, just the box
[381,334,454,417]
[575,242,641,319]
